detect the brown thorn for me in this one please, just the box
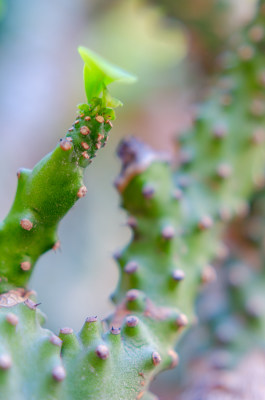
[201,265,217,284]
[85,316,98,323]
[24,298,38,310]
[249,25,264,42]
[82,151,90,160]
[53,241,61,251]
[238,44,254,61]
[198,215,213,230]
[52,366,66,382]
[6,313,19,326]
[0,354,12,370]
[172,269,185,281]
[60,139,72,151]
[20,219,33,231]
[95,115,104,123]
[161,226,175,240]
[81,142,90,150]
[142,184,155,199]
[176,314,189,328]
[127,216,138,228]
[125,315,139,327]
[77,185,87,198]
[106,119,113,127]
[50,335,62,347]
[110,326,121,335]
[124,261,139,274]
[59,327,73,335]
[20,261,31,271]
[216,163,232,179]
[168,350,179,368]
[252,127,265,144]
[95,344,109,360]
[152,351,161,366]
[126,289,140,302]
[80,126,90,136]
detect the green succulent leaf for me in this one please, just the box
[78,46,137,105]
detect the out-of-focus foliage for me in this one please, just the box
[85,0,187,99]
[148,0,256,70]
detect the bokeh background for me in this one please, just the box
[0,0,255,397]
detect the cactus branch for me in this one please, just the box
[0,48,135,293]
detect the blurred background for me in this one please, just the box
[0,0,256,397]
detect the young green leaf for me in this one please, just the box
[78,46,137,105]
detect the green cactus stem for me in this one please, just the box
[0,47,135,294]
[174,189,265,400]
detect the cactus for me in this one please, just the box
[0,46,136,294]
[1,1,265,399]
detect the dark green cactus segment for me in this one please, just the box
[0,98,114,294]
[0,299,65,400]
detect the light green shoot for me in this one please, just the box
[78,46,137,107]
